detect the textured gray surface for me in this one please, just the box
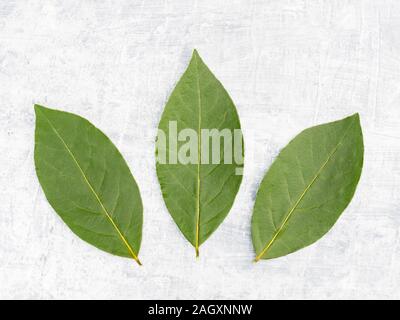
[0,0,399,300]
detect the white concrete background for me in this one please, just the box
[0,0,399,300]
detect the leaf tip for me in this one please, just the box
[34,104,53,116]
[34,104,44,113]
[349,113,361,128]
[191,49,203,63]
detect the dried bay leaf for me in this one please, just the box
[252,114,364,261]
[156,50,244,256]
[34,105,143,265]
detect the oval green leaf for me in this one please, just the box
[34,105,143,265]
[156,50,244,256]
[252,114,364,261]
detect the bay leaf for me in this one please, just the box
[252,114,364,261]
[156,50,244,256]
[34,105,143,265]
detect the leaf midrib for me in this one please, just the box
[39,109,142,265]
[255,118,356,261]
[195,53,202,257]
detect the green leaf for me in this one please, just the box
[156,50,244,256]
[252,114,364,261]
[34,105,143,265]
